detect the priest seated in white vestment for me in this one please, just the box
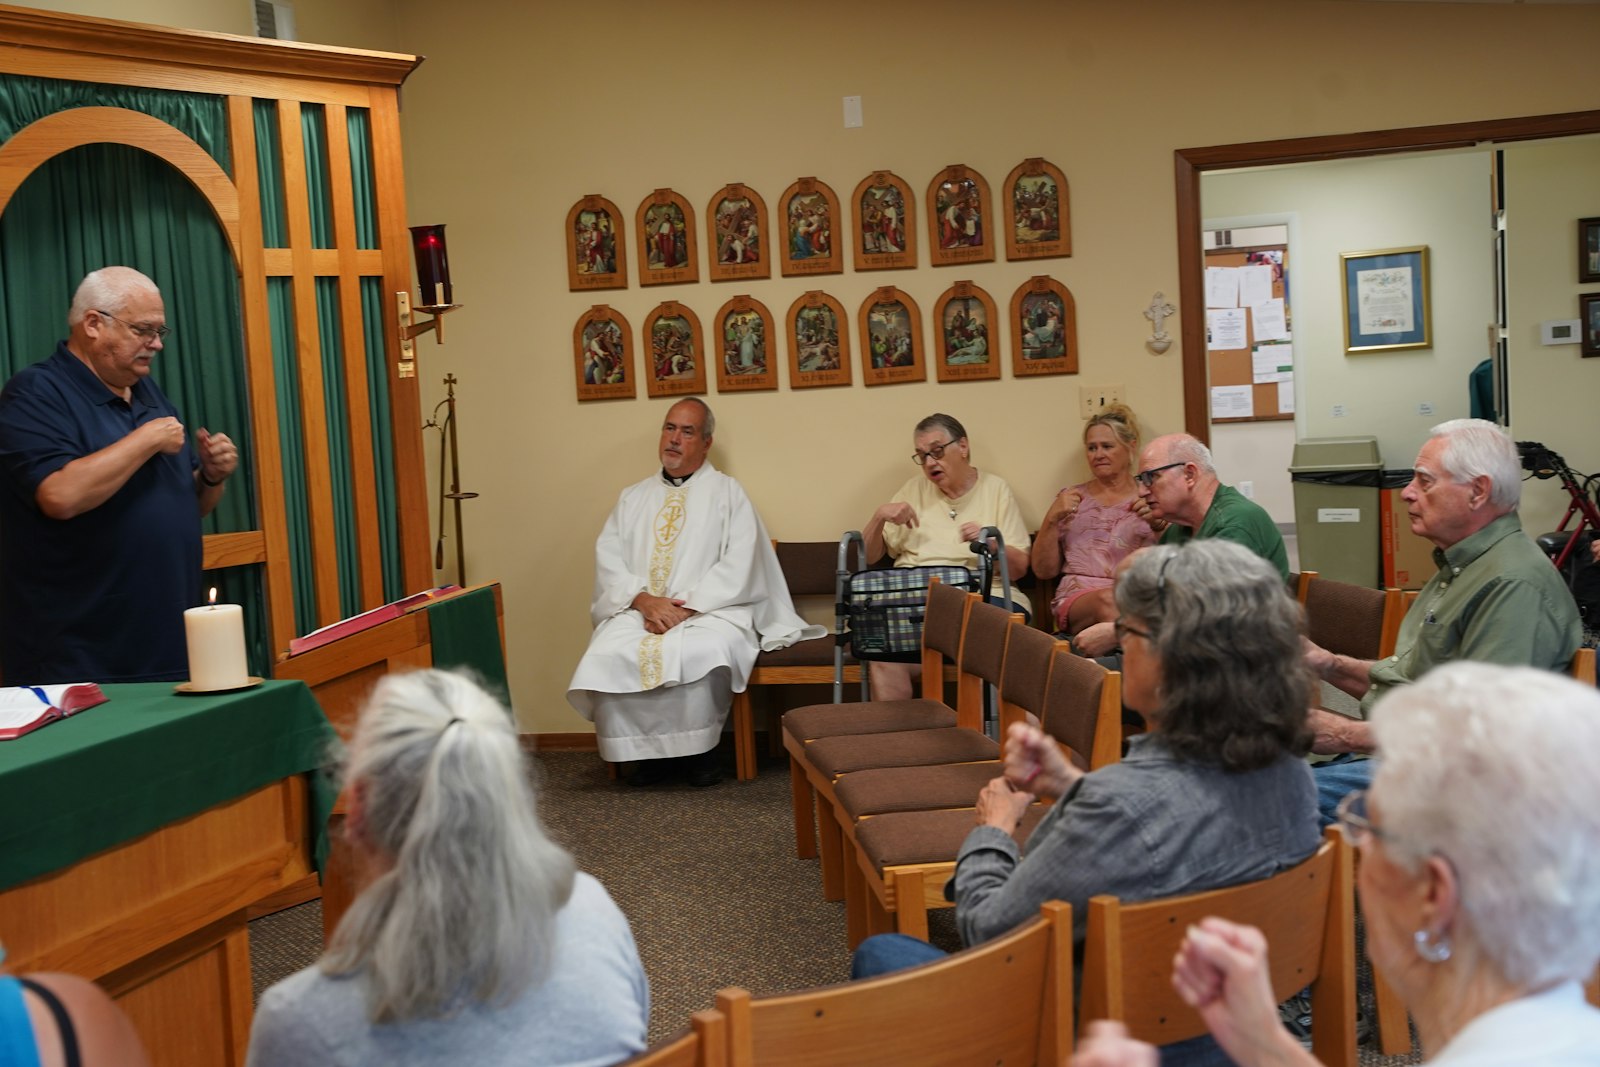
[567,398,823,787]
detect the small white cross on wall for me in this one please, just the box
[1144,292,1176,354]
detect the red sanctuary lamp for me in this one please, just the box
[396,223,463,378]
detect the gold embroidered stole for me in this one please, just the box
[639,486,689,688]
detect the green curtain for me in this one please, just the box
[267,276,315,636]
[0,71,270,673]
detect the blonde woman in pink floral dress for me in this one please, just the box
[1031,404,1166,653]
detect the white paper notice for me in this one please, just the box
[1206,266,1241,309]
[1238,265,1274,308]
[1250,298,1289,342]
[1208,307,1248,350]
[1278,378,1295,413]
[1357,264,1415,334]
[1210,384,1253,420]
[1252,342,1294,383]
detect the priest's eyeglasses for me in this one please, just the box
[912,439,958,466]
[97,309,171,342]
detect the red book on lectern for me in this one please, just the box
[286,586,464,657]
[0,683,109,740]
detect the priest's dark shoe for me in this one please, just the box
[686,749,723,788]
[628,758,676,787]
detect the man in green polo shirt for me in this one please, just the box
[1072,433,1287,656]
[1303,418,1582,824]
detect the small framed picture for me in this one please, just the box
[713,295,777,393]
[565,195,626,292]
[933,281,1000,383]
[1009,276,1078,377]
[636,189,699,288]
[573,306,635,401]
[1341,245,1430,353]
[706,184,770,283]
[850,170,916,272]
[1003,158,1070,262]
[1582,292,1600,358]
[778,177,844,277]
[643,301,708,398]
[1580,217,1600,284]
[859,286,925,387]
[926,164,994,267]
[785,291,851,389]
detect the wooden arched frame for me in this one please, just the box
[1174,108,1600,442]
[0,10,432,660]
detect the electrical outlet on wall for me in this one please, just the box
[1079,384,1125,419]
[1238,480,1255,499]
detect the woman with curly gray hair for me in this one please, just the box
[855,539,1321,1066]
[1074,661,1600,1067]
[246,669,649,1067]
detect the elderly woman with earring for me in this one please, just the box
[862,412,1032,701]
[854,540,1320,1066]
[246,670,650,1067]
[1072,661,1600,1067]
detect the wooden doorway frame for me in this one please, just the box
[1175,109,1600,442]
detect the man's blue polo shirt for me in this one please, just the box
[0,343,201,683]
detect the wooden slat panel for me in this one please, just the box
[323,103,384,607]
[367,90,434,592]
[261,248,382,277]
[276,98,341,627]
[227,95,297,659]
[202,530,267,569]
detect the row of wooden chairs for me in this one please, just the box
[626,828,1356,1066]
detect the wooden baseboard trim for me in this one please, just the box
[525,732,599,751]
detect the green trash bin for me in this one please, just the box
[1288,436,1382,588]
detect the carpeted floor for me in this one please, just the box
[249,740,1421,1064]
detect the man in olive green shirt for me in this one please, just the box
[1304,419,1582,823]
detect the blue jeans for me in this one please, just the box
[1313,754,1378,828]
[850,933,947,980]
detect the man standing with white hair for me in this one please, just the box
[0,266,239,684]
[1304,418,1581,823]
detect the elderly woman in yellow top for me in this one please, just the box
[862,413,1030,700]
[1072,661,1600,1067]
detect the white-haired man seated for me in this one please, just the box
[1303,418,1581,824]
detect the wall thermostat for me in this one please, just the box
[1541,319,1581,345]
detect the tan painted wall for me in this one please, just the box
[1503,135,1600,538]
[13,0,1600,730]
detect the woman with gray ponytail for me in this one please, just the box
[246,670,649,1066]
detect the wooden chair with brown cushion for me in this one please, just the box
[796,599,1018,905]
[617,1009,726,1067]
[1080,826,1356,1067]
[727,540,864,782]
[1573,645,1597,686]
[1302,574,1404,664]
[715,900,1073,1067]
[782,581,975,894]
[841,648,1122,946]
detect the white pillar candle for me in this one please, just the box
[184,603,249,690]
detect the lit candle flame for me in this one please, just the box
[208,587,218,606]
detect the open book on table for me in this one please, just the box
[286,586,465,657]
[0,683,109,740]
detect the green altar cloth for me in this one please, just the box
[426,586,508,703]
[0,679,340,892]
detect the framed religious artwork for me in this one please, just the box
[926,164,994,267]
[635,189,699,288]
[1582,292,1600,358]
[1003,157,1071,261]
[785,291,851,389]
[713,295,777,393]
[643,301,708,399]
[572,306,635,401]
[1009,276,1079,377]
[778,177,843,277]
[858,286,926,387]
[932,281,1001,383]
[1579,217,1600,284]
[565,195,626,292]
[850,170,916,272]
[1340,246,1430,353]
[706,183,770,283]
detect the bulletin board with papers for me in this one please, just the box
[1204,244,1294,423]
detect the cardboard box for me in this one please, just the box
[1380,488,1436,589]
